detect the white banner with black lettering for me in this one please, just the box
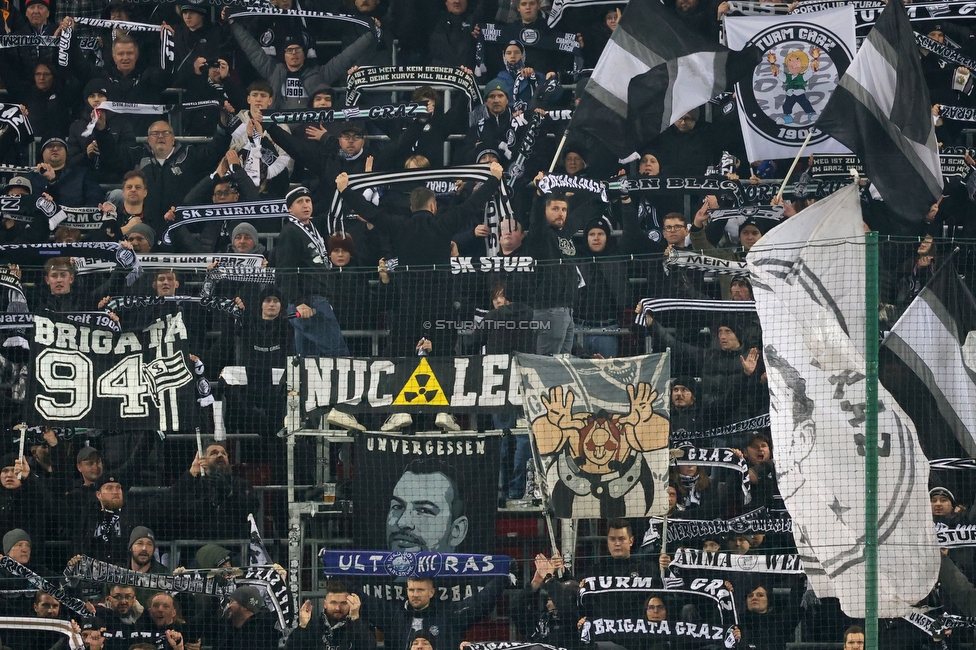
[26,313,197,431]
[725,8,856,161]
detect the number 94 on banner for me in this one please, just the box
[27,313,198,431]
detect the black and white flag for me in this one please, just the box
[881,259,976,460]
[746,183,941,617]
[26,313,197,431]
[816,0,943,223]
[571,0,760,162]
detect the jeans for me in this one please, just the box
[288,296,349,357]
[498,424,532,499]
[579,323,620,358]
[534,307,574,356]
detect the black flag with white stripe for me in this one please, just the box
[881,258,976,461]
[571,0,760,162]
[816,0,943,223]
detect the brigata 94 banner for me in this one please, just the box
[26,312,198,431]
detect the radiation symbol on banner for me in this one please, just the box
[393,358,450,405]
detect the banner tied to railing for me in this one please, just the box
[346,67,482,108]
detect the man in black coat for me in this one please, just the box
[95,118,232,241]
[288,580,374,650]
[216,586,281,650]
[271,186,349,357]
[337,161,503,354]
[351,576,506,650]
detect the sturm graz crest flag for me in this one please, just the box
[516,353,671,519]
[26,313,197,431]
[725,7,856,161]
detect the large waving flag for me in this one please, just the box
[571,0,760,162]
[816,0,943,222]
[746,184,941,617]
[881,258,976,460]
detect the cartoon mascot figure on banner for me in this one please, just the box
[531,383,668,518]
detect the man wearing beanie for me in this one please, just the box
[930,486,976,580]
[690,199,774,300]
[270,186,349,357]
[641,311,765,427]
[0,453,49,558]
[127,526,170,609]
[231,222,265,256]
[125,222,156,253]
[0,529,52,617]
[66,78,137,184]
[26,136,105,208]
[73,474,140,566]
[576,214,627,358]
[670,376,703,438]
[217,585,280,650]
[464,78,514,163]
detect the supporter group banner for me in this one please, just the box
[299,355,522,416]
[320,550,510,577]
[516,353,670,520]
[25,313,198,431]
[352,432,500,601]
[725,7,857,161]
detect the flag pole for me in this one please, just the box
[775,130,814,202]
[864,225,880,650]
[549,130,570,173]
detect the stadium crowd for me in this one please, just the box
[0,0,969,647]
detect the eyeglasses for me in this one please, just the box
[214,190,238,198]
[34,71,53,77]
[340,134,364,141]
[111,594,136,601]
[676,115,696,123]
[646,605,665,611]
[284,47,304,54]
[663,225,685,232]
[148,130,173,138]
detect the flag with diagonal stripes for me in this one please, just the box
[816,0,943,223]
[571,0,760,162]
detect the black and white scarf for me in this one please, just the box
[633,297,756,327]
[664,249,749,276]
[0,241,140,285]
[668,413,771,443]
[0,556,92,619]
[0,104,33,143]
[345,66,482,109]
[288,215,329,263]
[329,165,496,231]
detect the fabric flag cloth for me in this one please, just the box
[816,0,943,223]
[881,258,976,460]
[516,352,671,519]
[724,7,856,161]
[746,183,941,618]
[571,0,760,162]
[247,513,273,566]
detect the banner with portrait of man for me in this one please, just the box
[516,353,671,520]
[351,432,502,603]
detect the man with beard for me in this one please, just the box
[164,445,257,541]
[95,586,144,638]
[669,377,704,441]
[127,527,170,610]
[386,458,468,553]
[72,475,141,566]
[216,585,280,650]
[288,581,374,650]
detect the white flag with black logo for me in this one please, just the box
[725,7,856,161]
[746,184,941,618]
